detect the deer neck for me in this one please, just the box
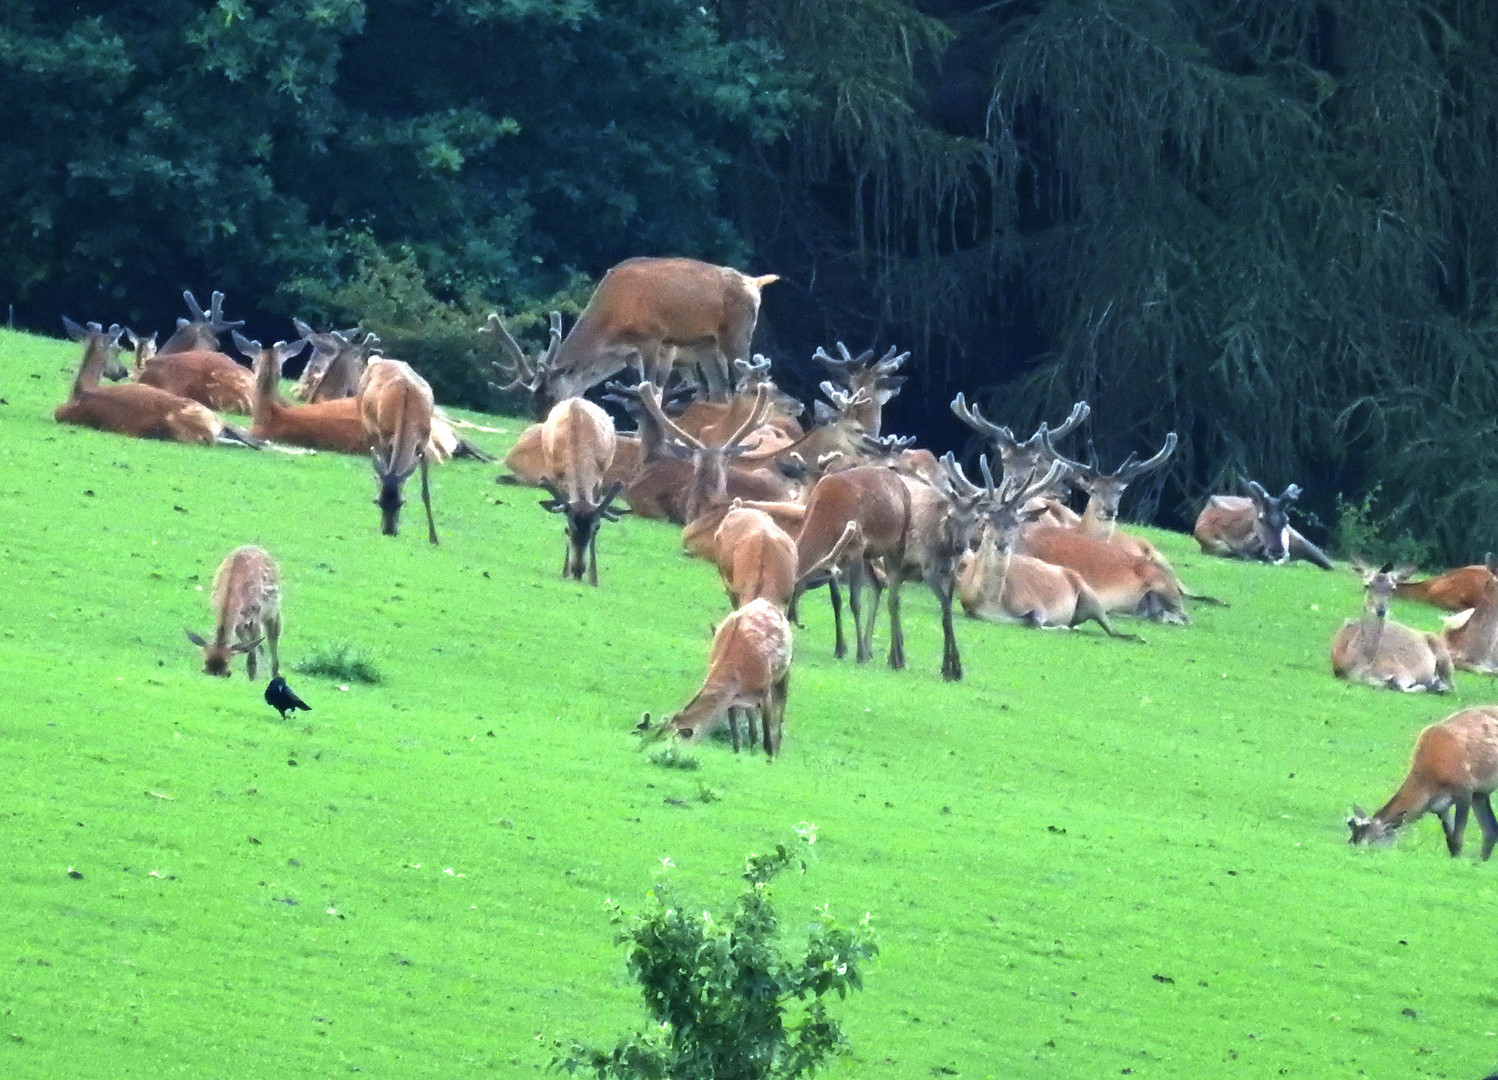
[1078,496,1115,540]
[71,340,112,397]
[1358,602,1389,660]
[1373,772,1436,831]
[672,678,741,734]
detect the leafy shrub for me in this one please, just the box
[291,640,383,685]
[554,837,877,1079]
[1333,484,1434,567]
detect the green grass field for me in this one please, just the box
[3,326,1495,1079]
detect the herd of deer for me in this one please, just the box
[50,257,1498,859]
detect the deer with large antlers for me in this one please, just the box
[642,597,792,756]
[359,358,439,543]
[125,291,255,414]
[812,342,908,437]
[951,395,1090,525]
[186,545,281,679]
[292,320,378,404]
[56,319,259,447]
[1348,706,1498,858]
[1331,561,1454,692]
[537,396,624,585]
[482,257,778,406]
[1193,480,1333,568]
[953,456,1142,640]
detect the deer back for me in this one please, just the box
[541,397,616,506]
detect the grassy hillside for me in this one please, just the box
[2,325,1495,1079]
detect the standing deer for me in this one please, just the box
[56,319,258,447]
[1330,561,1454,692]
[538,396,624,585]
[483,258,778,405]
[186,545,281,679]
[358,358,439,544]
[1438,554,1498,674]
[953,456,1142,640]
[1193,480,1333,568]
[643,598,793,756]
[1348,706,1498,858]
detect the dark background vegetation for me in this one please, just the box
[4,0,1498,561]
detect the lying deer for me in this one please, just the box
[953,456,1142,640]
[186,545,281,679]
[1395,563,1495,611]
[1330,561,1454,692]
[292,319,375,403]
[538,396,624,585]
[951,394,1089,524]
[359,358,439,543]
[158,289,244,354]
[127,291,254,413]
[642,597,792,756]
[812,342,908,438]
[57,319,258,447]
[237,332,369,453]
[1349,706,1498,858]
[1193,480,1333,568]
[1438,554,1498,674]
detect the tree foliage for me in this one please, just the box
[554,837,877,1080]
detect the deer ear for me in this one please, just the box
[184,629,208,648]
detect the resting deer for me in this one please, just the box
[359,358,439,543]
[1348,706,1498,857]
[812,342,909,438]
[538,396,624,585]
[1330,561,1454,692]
[126,291,254,413]
[1193,480,1333,568]
[158,289,244,354]
[953,456,1142,640]
[673,355,805,446]
[293,320,376,403]
[1395,564,1495,611]
[643,597,792,755]
[186,545,280,678]
[1438,554,1498,674]
[483,257,777,406]
[237,332,371,453]
[56,319,258,447]
[951,395,1090,525]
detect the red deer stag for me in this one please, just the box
[158,289,244,354]
[951,394,1089,524]
[292,320,377,403]
[952,456,1142,640]
[537,396,624,585]
[1193,480,1333,568]
[812,342,909,437]
[359,358,439,544]
[1348,706,1498,857]
[127,290,254,413]
[186,545,281,678]
[1330,561,1454,692]
[57,319,257,447]
[483,258,777,405]
[643,598,792,756]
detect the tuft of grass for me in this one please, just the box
[291,640,384,684]
[647,743,700,770]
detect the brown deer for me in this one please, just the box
[1330,561,1454,692]
[237,332,371,453]
[483,258,778,405]
[812,342,908,437]
[292,320,377,403]
[672,355,805,446]
[952,456,1142,640]
[710,501,860,611]
[1193,480,1333,568]
[185,545,281,678]
[951,395,1088,493]
[1395,564,1495,611]
[1039,431,1177,548]
[158,290,244,354]
[537,396,624,585]
[56,319,258,447]
[359,358,439,544]
[643,597,793,755]
[1438,555,1498,674]
[1018,517,1190,624]
[125,326,256,414]
[1348,706,1498,857]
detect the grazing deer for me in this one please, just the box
[56,319,258,447]
[484,258,778,405]
[186,545,281,678]
[359,358,439,544]
[1330,561,1454,692]
[538,396,624,585]
[1438,554,1498,674]
[1193,480,1333,568]
[812,342,909,437]
[1395,564,1495,611]
[1348,706,1498,857]
[644,597,792,755]
[953,456,1142,640]
[237,332,371,453]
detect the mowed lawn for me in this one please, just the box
[2,325,1496,1079]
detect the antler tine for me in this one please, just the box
[940,452,982,498]
[1048,400,1091,441]
[206,290,243,331]
[1281,483,1303,502]
[812,341,861,375]
[1013,459,1069,507]
[635,380,704,450]
[182,290,207,323]
[543,310,563,365]
[950,392,1016,446]
[977,454,999,497]
[1116,431,1177,482]
[873,345,909,375]
[480,312,546,393]
[1038,425,1092,478]
[723,383,771,449]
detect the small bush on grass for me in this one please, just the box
[554,837,878,1080]
[291,641,383,684]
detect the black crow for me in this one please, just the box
[265,675,311,720]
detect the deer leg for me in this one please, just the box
[728,708,742,753]
[265,615,281,679]
[244,638,258,681]
[848,563,870,663]
[927,569,960,681]
[420,454,438,545]
[828,580,847,658]
[885,560,907,671]
[586,521,600,587]
[1287,527,1334,570]
[1473,793,1498,860]
[1443,801,1470,856]
[764,674,788,757]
